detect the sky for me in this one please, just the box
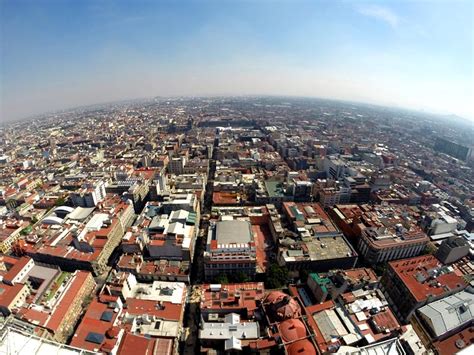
[1,0,473,122]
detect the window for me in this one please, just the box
[85,332,104,344]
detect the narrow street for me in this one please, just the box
[180,133,219,354]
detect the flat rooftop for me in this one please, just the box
[283,235,355,262]
[215,220,253,244]
[306,236,353,260]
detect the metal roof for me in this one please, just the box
[418,290,474,337]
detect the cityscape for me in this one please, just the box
[0,96,472,354]
[1,1,473,355]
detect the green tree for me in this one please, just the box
[421,243,437,255]
[55,197,66,206]
[233,271,250,283]
[214,273,229,284]
[265,264,288,289]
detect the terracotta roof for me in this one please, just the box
[2,257,30,284]
[125,298,182,321]
[286,339,317,355]
[389,255,466,302]
[278,319,307,343]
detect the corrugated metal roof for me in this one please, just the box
[418,290,474,337]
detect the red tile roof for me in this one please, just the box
[125,298,182,321]
[389,255,466,302]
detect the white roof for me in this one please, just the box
[418,290,474,337]
[170,209,189,221]
[0,325,98,354]
[131,280,186,304]
[313,309,349,342]
[167,222,186,235]
[335,337,405,354]
[225,336,242,351]
[225,313,240,325]
[66,207,95,221]
[42,216,64,225]
[200,320,259,340]
[54,206,74,213]
[85,213,108,231]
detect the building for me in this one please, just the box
[167,157,186,174]
[358,227,429,264]
[324,156,346,179]
[331,204,430,263]
[421,204,461,236]
[199,313,260,352]
[24,196,135,276]
[70,180,106,208]
[415,289,473,340]
[381,255,467,322]
[434,137,474,162]
[277,202,358,272]
[303,288,404,353]
[199,282,265,320]
[72,272,186,354]
[0,219,29,254]
[278,234,357,273]
[16,270,96,343]
[204,220,257,279]
[307,268,379,303]
[0,317,98,355]
[435,236,470,264]
[0,256,34,315]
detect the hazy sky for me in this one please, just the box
[1,0,473,122]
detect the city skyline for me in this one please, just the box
[1,0,473,122]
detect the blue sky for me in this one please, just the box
[1,0,473,121]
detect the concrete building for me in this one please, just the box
[0,317,98,355]
[358,227,429,264]
[434,137,474,162]
[26,196,135,276]
[381,255,467,322]
[16,270,96,343]
[199,313,260,352]
[70,180,106,208]
[199,282,265,320]
[416,289,474,341]
[436,236,470,264]
[307,268,379,303]
[324,156,346,179]
[330,203,429,263]
[204,220,257,280]
[0,219,29,254]
[278,202,357,272]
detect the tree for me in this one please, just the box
[55,197,66,207]
[232,271,250,283]
[214,273,229,284]
[420,243,437,255]
[265,264,288,289]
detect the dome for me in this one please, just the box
[265,291,301,321]
[279,319,306,342]
[287,339,317,355]
[265,291,287,304]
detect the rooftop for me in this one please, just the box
[200,282,265,316]
[215,220,253,245]
[417,289,474,337]
[388,255,467,302]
